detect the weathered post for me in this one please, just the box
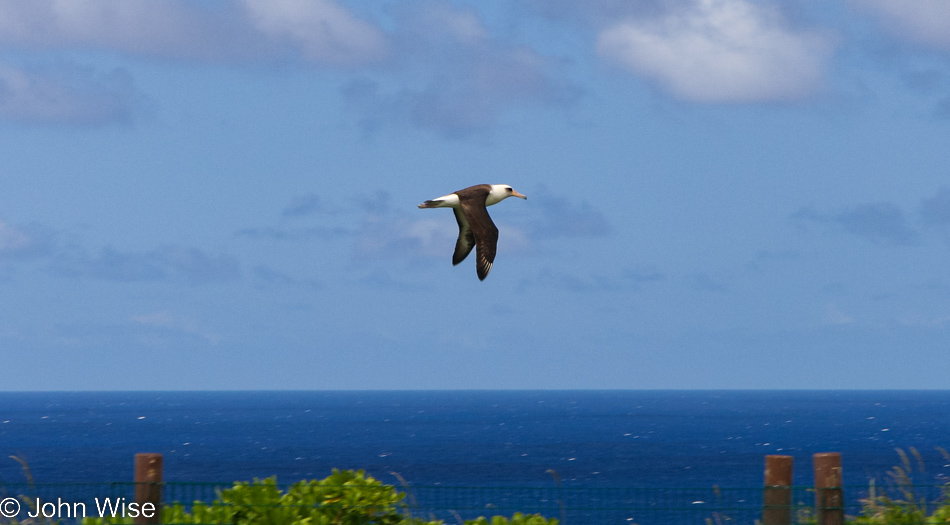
[134,453,163,525]
[813,453,843,525]
[762,455,793,525]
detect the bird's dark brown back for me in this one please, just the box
[456,186,498,280]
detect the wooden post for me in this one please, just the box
[762,455,793,525]
[813,453,843,525]
[134,453,163,525]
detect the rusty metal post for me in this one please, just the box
[762,455,794,525]
[134,453,163,525]
[813,453,843,525]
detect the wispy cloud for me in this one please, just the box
[792,202,918,246]
[0,62,145,126]
[523,266,664,293]
[595,0,832,102]
[354,209,458,260]
[823,302,854,325]
[281,193,329,218]
[689,272,729,292]
[51,245,241,284]
[241,188,604,269]
[241,0,387,66]
[897,312,950,328]
[0,0,386,66]
[529,188,611,239]
[2,213,245,286]
[920,186,950,226]
[834,203,918,245]
[251,265,296,287]
[623,266,665,283]
[238,191,458,260]
[130,311,222,345]
[251,264,323,290]
[236,193,349,240]
[358,269,430,291]
[343,1,579,137]
[744,249,800,273]
[849,0,950,52]
[0,219,54,259]
[235,226,349,241]
[0,0,579,135]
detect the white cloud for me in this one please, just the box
[824,302,854,325]
[920,187,950,226]
[406,1,487,45]
[897,313,950,328]
[0,0,572,134]
[0,220,33,254]
[530,188,611,239]
[0,62,141,125]
[851,0,950,51]
[355,214,458,259]
[0,219,53,257]
[344,1,579,137]
[0,0,386,66]
[0,1,227,58]
[792,202,918,246]
[596,0,831,102]
[130,311,222,345]
[50,245,241,284]
[242,0,387,66]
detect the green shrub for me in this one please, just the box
[463,513,557,525]
[848,447,950,525]
[84,469,434,525]
[81,470,559,525]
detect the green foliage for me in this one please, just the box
[850,482,928,525]
[462,513,557,525]
[80,470,559,525]
[85,469,435,525]
[848,447,950,525]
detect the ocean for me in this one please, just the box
[1,390,949,489]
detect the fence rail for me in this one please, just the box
[2,482,949,525]
[1,452,949,525]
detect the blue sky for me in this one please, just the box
[1,0,949,390]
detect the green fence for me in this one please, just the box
[1,482,948,525]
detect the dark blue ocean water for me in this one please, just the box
[1,391,948,488]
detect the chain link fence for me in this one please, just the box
[2,481,948,524]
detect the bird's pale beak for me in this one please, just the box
[512,190,527,200]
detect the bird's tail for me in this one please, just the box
[417,199,443,209]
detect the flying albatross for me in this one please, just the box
[418,184,527,280]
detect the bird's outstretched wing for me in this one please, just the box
[452,208,475,265]
[459,200,498,281]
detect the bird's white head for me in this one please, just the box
[486,184,527,206]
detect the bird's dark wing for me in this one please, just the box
[452,207,475,265]
[459,199,498,281]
